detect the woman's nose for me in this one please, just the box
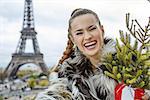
[84,31,92,40]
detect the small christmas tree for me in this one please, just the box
[103,13,150,89]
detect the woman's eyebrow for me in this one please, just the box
[75,29,83,32]
[88,24,94,29]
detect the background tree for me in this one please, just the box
[0,67,5,83]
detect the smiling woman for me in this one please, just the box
[35,8,116,100]
[35,8,150,100]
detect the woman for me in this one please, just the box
[36,8,149,100]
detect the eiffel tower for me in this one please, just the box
[4,0,48,80]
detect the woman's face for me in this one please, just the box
[70,14,104,59]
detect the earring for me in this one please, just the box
[73,44,76,48]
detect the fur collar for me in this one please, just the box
[35,39,116,100]
[58,39,116,100]
[59,38,116,78]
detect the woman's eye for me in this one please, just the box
[89,27,96,31]
[76,32,83,35]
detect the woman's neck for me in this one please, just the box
[88,53,101,70]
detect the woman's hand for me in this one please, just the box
[142,90,150,100]
[142,93,150,100]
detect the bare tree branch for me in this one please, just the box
[126,13,150,52]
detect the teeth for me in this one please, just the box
[84,41,96,47]
[86,45,95,49]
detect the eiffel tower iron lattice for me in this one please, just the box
[4,0,48,80]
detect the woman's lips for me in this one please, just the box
[84,40,97,50]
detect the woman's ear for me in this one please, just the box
[69,35,75,44]
[101,25,104,34]
[100,25,105,47]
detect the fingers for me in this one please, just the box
[142,94,149,100]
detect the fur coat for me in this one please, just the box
[35,39,117,100]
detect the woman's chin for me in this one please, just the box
[84,48,99,57]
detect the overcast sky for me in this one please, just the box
[0,0,150,68]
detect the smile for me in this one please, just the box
[84,40,97,50]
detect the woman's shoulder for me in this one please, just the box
[58,49,94,79]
